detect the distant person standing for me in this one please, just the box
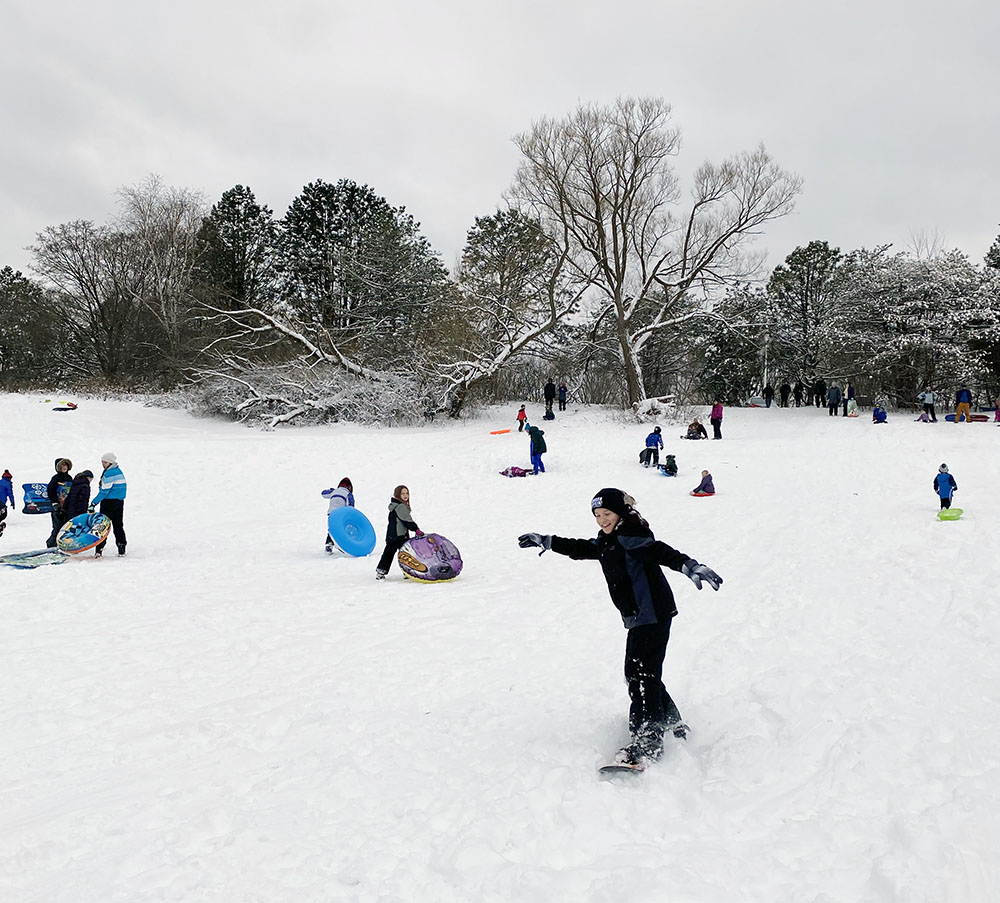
[763,384,775,408]
[92,452,127,557]
[543,378,556,413]
[516,404,527,432]
[793,381,804,407]
[814,378,827,408]
[827,384,842,416]
[954,385,973,423]
[45,457,74,548]
[779,381,791,408]
[805,380,815,407]
[918,388,938,423]
[558,382,568,412]
[843,381,855,416]
[710,400,723,440]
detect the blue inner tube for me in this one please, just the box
[327,507,377,557]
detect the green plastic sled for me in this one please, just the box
[937,508,963,521]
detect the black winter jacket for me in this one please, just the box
[385,499,419,542]
[64,474,92,520]
[550,521,690,629]
[47,472,73,509]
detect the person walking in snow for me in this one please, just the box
[793,381,804,407]
[517,488,722,767]
[779,381,791,408]
[933,464,958,509]
[558,382,568,412]
[375,485,421,579]
[92,452,127,557]
[763,384,775,408]
[322,477,355,554]
[709,400,724,440]
[45,458,74,548]
[516,405,527,432]
[527,423,547,474]
[642,426,663,467]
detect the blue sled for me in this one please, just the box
[327,507,377,557]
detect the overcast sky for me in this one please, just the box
[3,0,997,278]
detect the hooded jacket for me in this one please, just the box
[550,520,689,629]
[934,472,957,499]
[386,499,419,541]
[64,473,92,519]
[645,430,663,449]
[527,426,547,455]
[47,460,74,508]
[0,474,14,508]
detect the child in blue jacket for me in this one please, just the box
[642,426,663,467]
[934,464,958,509]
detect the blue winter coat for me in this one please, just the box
[956,388,972,405]
[934,473,957,499]
[92,464,126,504]
[645,431,664,449]
[550,521,690,629]
[0,477,14,508]
[872,406,887,423]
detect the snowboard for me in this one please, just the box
[0,548,69,569]
[937,508,963,521]
[598,762,646,777]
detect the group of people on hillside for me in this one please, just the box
[0,454,128,555]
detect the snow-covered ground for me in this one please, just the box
[1,394,999,903]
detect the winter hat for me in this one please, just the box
[79,469,94,479]
[591,488,636,517]
[101,452,117,465]
[939,463,949,473]
[338,477,353,491]
[2,469,11,480]
[653,426,662,433]
[58,458,73,470]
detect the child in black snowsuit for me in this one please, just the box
[518,488,722,766]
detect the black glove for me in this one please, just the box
[518,533,552,556]
[87,505,95,514]
[682,559,722,591]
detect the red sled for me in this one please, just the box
[690,491,716,497]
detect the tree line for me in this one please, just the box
[1,97,998,423]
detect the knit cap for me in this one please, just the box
[591,488,635,517]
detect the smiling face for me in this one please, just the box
[399,487,410,503]
[593,506,620,534]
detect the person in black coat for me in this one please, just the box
[814,378,827,408]
[63,470,94,520]
[763,384,775,408]
[779,382,791,407]
[543,378,557,412]
[45,457,74,548]
[518,488,722,767]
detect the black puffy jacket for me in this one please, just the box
[550,520,690,629]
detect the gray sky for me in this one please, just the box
[3,0,998,278]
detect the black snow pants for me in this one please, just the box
[624,617,682,754]
[96,498,126,553]
[376,536,409,573]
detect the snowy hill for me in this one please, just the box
[2,394,999,902]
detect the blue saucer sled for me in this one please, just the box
[327,507,377,557]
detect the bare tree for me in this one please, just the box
[117,175,208,365]
[511,97,802,405]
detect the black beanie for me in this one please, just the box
[591,488,631,517]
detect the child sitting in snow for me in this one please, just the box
[322,477,355,554]
[690,470,715,496]
[658,454,678,476]
[684,419,708,440]
[872,403,887,424]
